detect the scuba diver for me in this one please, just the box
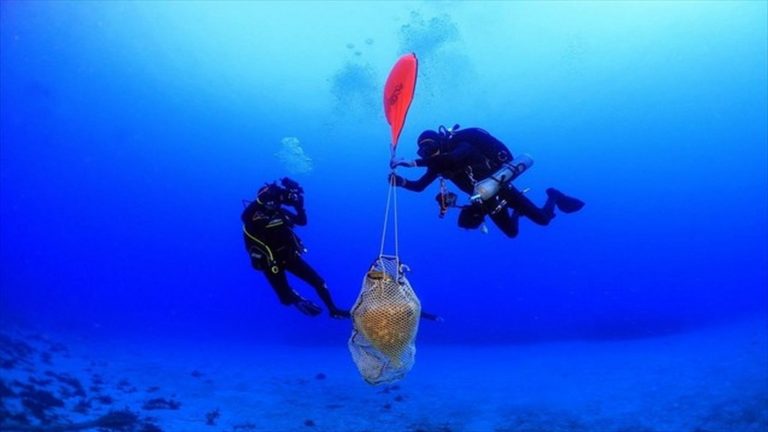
[389,125,584,238]
[241,178,350,319]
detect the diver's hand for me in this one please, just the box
[390,157,416,169]
[388,173,406,187]
[329,308,351,319]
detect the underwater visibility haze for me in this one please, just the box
[1,1,766,431]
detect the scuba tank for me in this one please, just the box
[470,154,534,202]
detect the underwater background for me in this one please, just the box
[1,1,766,431]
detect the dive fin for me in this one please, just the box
[546,188,585,214]
[295,299,323,316]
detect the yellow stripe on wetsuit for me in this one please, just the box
[242,225,276,264]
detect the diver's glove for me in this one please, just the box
[294,298,322,317]
[390,157,416,169]
[388,173,406,187]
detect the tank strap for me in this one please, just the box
[465,166,477,184]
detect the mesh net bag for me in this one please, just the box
[348,255,421,385]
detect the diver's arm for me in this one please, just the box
[281,193,307,226]
[280,205,307,226]
[399,169,439,192]
[390,157,417,169]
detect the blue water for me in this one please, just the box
[1,1,766,430]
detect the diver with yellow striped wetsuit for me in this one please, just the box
[242,178,350,319]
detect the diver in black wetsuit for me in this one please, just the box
[241,178,350,319]
[389,126,584,238]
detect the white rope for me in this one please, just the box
[380,146,402,272]
[378,173,395,262]
[393,170,400,273]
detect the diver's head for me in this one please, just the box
[417,125,460,158]
[417,129,443,158]
[257,178,304,208]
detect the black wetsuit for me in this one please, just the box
[241,199,339,310]
[399,128,556,238]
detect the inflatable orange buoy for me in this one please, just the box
[383,53,418,152]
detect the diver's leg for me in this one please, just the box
[263,269,322,316]
[285,256,350,319]
[263,270,299,305]
[420,311,444,322]
[488,207,520,238]
[502,185,554,226]
[546,188,585,214]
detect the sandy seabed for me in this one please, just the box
[1,317,766,432]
